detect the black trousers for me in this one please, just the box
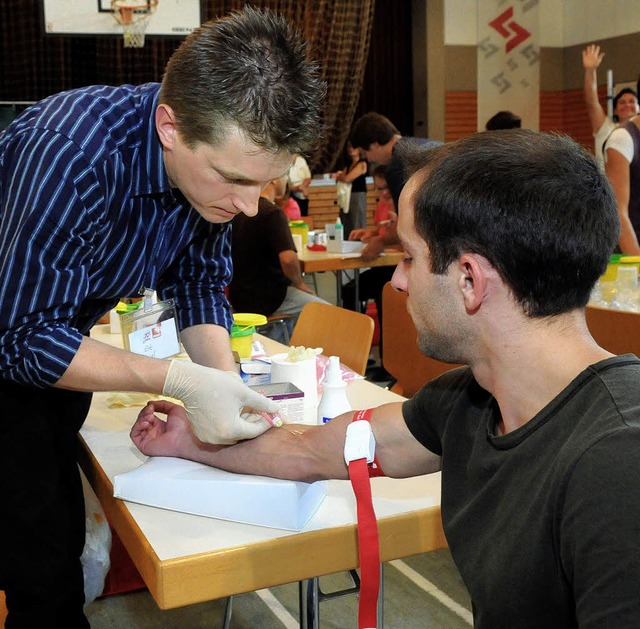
[0,380,92,628]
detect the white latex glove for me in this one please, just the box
[162,360,280,444]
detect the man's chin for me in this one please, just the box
[417,335,460,365]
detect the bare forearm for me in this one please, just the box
[618,216,640,254]
[55,336,169,393]
[606,150,637,253]
[180,403,440,481]
[280,251,307,288]
[582,46,607,133]
[180,323,236,371]
[190,417,353,482]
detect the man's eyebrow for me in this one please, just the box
[216,166,258,184]
[216,166,291,185]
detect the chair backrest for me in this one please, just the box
[289,302,374,375]
[585,305,640,356]
[381,282,462,397]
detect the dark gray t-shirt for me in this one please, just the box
[403,355,640,628]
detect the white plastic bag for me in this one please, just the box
[79,468,112,606]
[336,180,352,213]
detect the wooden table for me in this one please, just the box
[585,304,640,356]
[79,327,445,615]
[298,248,403,310]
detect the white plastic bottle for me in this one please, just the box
[317,355,351,424]
[334,216,344,243]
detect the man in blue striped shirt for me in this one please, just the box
[0,7,324,626]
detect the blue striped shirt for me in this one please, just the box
[0,83,233,387]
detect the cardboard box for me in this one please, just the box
[114,457,327,531]
[249,382,305,424]
[326,240,364,254]
[239,359,271,386]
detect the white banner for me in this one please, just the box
[477,0,540,131]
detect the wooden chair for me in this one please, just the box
[381,282,462,397]
[290,301,374,375]
[585,305,640,356]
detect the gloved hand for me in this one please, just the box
[162,360,280,444]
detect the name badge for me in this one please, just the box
[120,299,181,359]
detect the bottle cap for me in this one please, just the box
[325,356,343,385]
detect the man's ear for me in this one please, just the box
[155,104,177,150]
[457,253,488,312]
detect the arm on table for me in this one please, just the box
[130,400,441,482]
[291,177,312,198]
[605,148,640,254]
[56,332,277,444]
[335,161,367,184]
[280,249,316,294]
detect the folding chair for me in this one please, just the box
[381,282,462,397]
[290,302,374,376]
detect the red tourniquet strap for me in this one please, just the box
[349,457,380,628]
[350,408,381,629]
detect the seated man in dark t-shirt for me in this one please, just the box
[229,175,327,339]
[132,130,640,627]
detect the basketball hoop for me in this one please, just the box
[111,0,158,48]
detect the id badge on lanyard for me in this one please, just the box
[120,288,181,359]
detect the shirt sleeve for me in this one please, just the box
[402,366,475,455]
[157,222,234,333]
[0,128,106,387]
[266,208,297,254]
[560,428,640,627]
[605,127,634,163]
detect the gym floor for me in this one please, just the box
[86,549,473,628]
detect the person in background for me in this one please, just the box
[484,110,521,130]
[604,109,640,254]
[372,164,396,233]
[348,165,396,255]
[229,175,327,340]
[582,44,639,163]
[349,111,440,211]
[132,130,640,628]
[275,176,302,221]
[0,7,324,627]
[288,154,313,216]
[344,113,438,377]
[343,164,397,373]
[333,140,368,238]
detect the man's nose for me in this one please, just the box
[391,263,407,292]
[232,186,263,217]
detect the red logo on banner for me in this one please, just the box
[489,7,530,53]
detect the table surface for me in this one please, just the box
[79,326,445,610]
[298,248,403,274]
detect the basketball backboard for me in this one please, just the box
[42,0,201,36]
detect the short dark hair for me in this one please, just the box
[349,112,400,150]
[485,110,522,130]
[401,130,618,317]
[160,6,325,154]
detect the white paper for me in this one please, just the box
[113,457,327,531]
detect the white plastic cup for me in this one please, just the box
[270,353,318,414]
[291,233,303,252]
[616,265,638,288]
